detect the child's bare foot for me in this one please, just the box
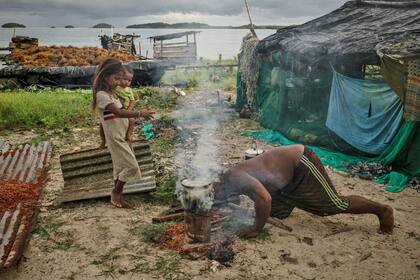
[378,205,394,234]
[111,189,133,209]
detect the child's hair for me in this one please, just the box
[92,58,123,109]
[123,65,134,76]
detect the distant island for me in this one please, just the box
[92,23,113,28]
[65,25,75,28]
[2,22,26,28]
[126,22,282,29]
[127,22,210,29]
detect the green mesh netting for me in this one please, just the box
[238,52,364,154]
[242,129,416,192]
[242,130,364,171]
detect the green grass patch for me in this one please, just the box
[133,87,177,110]
[161,66,237,91]
[35,212,75,251]
[93,247,121,279]
[125,251,186,279]
[0,88,94,130]
[152,175,177,204]
[150,137,173,155]
[153,253,185,280]
[30,134,50,144]
[35,213,66,237]
[92,247,121,266]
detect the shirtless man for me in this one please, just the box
[213,145,394,238]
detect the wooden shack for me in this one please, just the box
[149,31,200,64]
[99,33,140,55]
[9,36,38,49]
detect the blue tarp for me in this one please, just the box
[326,69,403,155]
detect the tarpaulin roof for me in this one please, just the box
[148,31,200,41]
[257,0,420,65]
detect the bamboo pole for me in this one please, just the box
[244,0,258,38]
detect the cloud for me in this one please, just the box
[0,0,348,26]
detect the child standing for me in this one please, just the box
[99,66,137,148]
[92,58,154,208]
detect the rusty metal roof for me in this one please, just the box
[0,141,50,270]
[58,139,156,203]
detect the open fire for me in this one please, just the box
[152,177,236,265]
[180,178,213,243]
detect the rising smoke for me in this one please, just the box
[174,87,232,211]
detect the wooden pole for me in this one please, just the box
[138,41,142,57]
[244,0,258,38]
[193,32,197,61]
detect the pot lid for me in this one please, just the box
[181,178,212,188]
[245,148,264,156]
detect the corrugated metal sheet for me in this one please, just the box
[58,139,156,203]
[0,141,50,270]
[0,142,50,183]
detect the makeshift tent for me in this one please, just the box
[236,0,420,191]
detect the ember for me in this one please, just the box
[156,223,187,252]
[154,222,235,265]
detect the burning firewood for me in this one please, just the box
[152,212,184,223]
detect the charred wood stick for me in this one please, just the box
[211,216,230,225]
[213,196,241,208]
[180,243,212,254]
[267,217,293,232]
[211,226,222,232]
[159,206,184,216]
[228,203,254,215]
[152,212,184,223]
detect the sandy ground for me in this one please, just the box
[1,93,420,280]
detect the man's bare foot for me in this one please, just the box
[110,190,132,209]
[378,205,394,234]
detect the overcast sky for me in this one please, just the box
[0,0,348,27]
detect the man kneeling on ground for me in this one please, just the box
[213,145,394,238]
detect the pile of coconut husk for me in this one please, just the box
[10,46,136,67]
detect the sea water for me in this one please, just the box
[0,28,275,60]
